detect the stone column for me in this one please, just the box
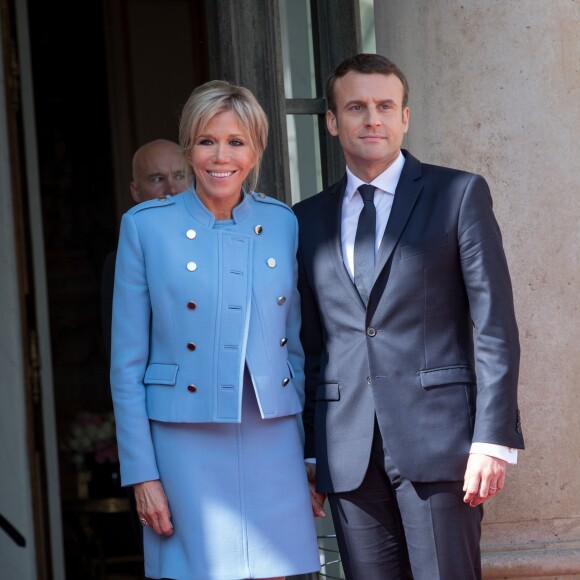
[376,1,580,576]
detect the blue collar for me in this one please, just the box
[182,186,251,227]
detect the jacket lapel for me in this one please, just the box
[324,176,367,311]
[368,151,423,309]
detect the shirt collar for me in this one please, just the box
[345,151,406,200]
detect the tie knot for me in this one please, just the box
[358,184,375,203]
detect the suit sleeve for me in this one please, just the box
[296,226,324,459]
[458,175,524,449]
[110,213,160,485]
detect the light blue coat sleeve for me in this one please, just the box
[110,212,159,486]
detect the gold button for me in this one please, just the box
[187,262,197,272]
[277,296,286,305]
[186,229,197,239]
[254,225,263,235]
[282,377,290,387]
[280,338,287,347]
[267,258,276,268]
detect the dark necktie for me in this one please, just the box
[353,184,376,305]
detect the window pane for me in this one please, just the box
[280,0,316,99]
[286,114,322,203]
[359,0,376,53]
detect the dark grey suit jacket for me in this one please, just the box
[294,150,524,494]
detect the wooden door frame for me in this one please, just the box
[1,0,65,577]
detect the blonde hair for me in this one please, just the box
[179,80,269,192]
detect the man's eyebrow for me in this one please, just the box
[343,98,397,108]
[147,172,164,179]
[343,99,366,108]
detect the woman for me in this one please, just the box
[110,80,321,580]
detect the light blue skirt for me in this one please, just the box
[144,371,320,579]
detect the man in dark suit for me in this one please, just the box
[294,54,524,580]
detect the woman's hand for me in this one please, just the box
[134,480,174,535]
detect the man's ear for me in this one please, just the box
[402,107,410,133]
[326,110,338,136]
[130,182,141,204]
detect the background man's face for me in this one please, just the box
[326,71,410,182]
[131,143,188,202]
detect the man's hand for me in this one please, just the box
[463,453,507,507]
[305,463,327,518]
[134,480,174,535]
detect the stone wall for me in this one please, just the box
[376,1,580,576]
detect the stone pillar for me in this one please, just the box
[376,1,580,576]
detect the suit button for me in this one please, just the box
[187,301,197,310]
[280,337,288,347]
[187,384,197,393]
[277,296,286,305]
[267,258,276,268]
[187,261,197,272]
[254,225,263,235]
[367,376,371,385]
[282,377,290,387]
[366,327,377,337]
[186,229,197,239]
[187,342,196,351]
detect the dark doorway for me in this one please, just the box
[26,0,209,576]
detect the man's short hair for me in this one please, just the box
[326,53,410,114]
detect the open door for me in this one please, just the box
[0,0,64,578]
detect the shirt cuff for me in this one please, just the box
[470,442,518,464]
[304,458,316,464]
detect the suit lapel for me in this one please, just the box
[369,152,423,308]
[324,176,367,311]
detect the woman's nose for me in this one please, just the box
[214,143,229,162]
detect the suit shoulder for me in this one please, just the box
[421,162,484,183]
[293,186,334,217]
[126,195,177,216]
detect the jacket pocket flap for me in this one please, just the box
[419,366,475,388]
[315,382,340,401]
[144,363,179,386]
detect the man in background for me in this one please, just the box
[101,139,189,359]
[129,138,188,203]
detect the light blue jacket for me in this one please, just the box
[110,188,305,485]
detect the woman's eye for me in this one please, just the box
[230,140,244,147]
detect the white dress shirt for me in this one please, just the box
[341,153,405,279]
[339,152,517,465]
